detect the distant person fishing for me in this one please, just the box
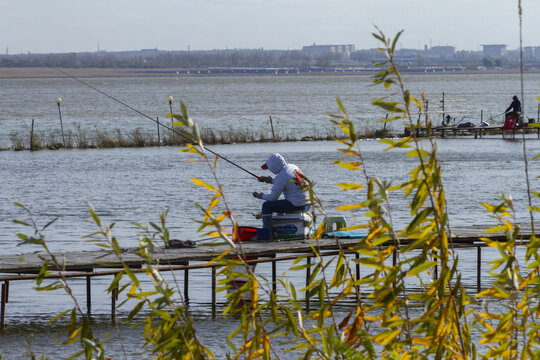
[505,95,522,127]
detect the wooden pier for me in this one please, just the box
[406,124,540,139]
[0,224,537,327]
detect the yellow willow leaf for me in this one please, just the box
[190,178,216,191]
[179,147,199,154]
[337,183,365,191]
[406,149,429,158]
[412,336,433,346]
[483,225,509,234]
[206,248,234,265]
[518,269,538,290]
[334,161,362,170]
[410,95,423,109]
[476,288,510,299]
[312,310,332,320]
[337,148,361,157]
[337,203,364,211]
[374,328,402,345]
[477,312,502,320]
[313,222,326,239]
[251,278,258,304]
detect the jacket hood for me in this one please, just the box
[265,153,286,174]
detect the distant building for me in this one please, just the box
[429,46,455,58]
[524,46,535,60]
[535,47,540,59]
[302,44,356,59]
[481,44,506,58]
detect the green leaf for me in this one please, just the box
[336,183,365,191]
[408,261,437,276]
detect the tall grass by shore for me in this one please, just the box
[1,123,393,151]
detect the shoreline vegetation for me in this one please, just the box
[2,125,394,151]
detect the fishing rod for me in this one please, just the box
[54,68,261,180]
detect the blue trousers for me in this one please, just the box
[261,200,310,239]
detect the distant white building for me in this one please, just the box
[302,44,356,59]
[481,44,506,58]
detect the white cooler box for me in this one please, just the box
[272,212,313,240]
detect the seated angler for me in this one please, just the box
[252,153,309,241]
[505,95,522,126]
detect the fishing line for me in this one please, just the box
[54,68,260,179]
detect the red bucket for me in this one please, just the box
[503,117,516,130]
[234,226,258,242]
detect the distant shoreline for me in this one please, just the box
[0,67,534,79]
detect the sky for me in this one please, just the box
[1,0,539,54]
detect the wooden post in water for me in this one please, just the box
[156,117,161,146]
[1,281,7,328]
[441,92,445,125]
[86,275,92,315]
[269,116,276,141]
[30,119,35,151]
[477,246,482,293]
[184,265,189,304]
[211,266,216,318]
[56,98,66,148]
[272,256,277,294]
[305,256,311,312]
[111,284,118,322]
[355,253,360,302]
[168,96,174,142]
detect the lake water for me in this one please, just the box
[1,73,539,358]
[1,72,540,144]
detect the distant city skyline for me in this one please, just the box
[1,0,539,54]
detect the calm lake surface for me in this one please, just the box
[1,72,540,143]
[1,73,539,358]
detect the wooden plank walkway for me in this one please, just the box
[0,224,537,327]
[405,124,540,139]
[0,224,535,275]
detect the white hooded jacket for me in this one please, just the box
[260,153,308,207]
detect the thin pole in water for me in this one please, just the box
[56,98,66,148]
[168,96,174,142]
[269,116,275,141]
[30,119,35,151]
[157,117,161,146]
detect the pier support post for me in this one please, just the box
[477,246,482,293]
[184,263,189,304]
[355,253,360,302]
[305,256,311,313]
[272,256,277,294]
[211,266,216,319]
[111,285,118,323]
[86,275,91,315]
[355,253,360,281]
[1,281,8,329]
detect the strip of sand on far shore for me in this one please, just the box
[0,67,189,78]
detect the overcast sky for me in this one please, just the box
[1,0,539,54]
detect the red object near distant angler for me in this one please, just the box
[503,116,516,130]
